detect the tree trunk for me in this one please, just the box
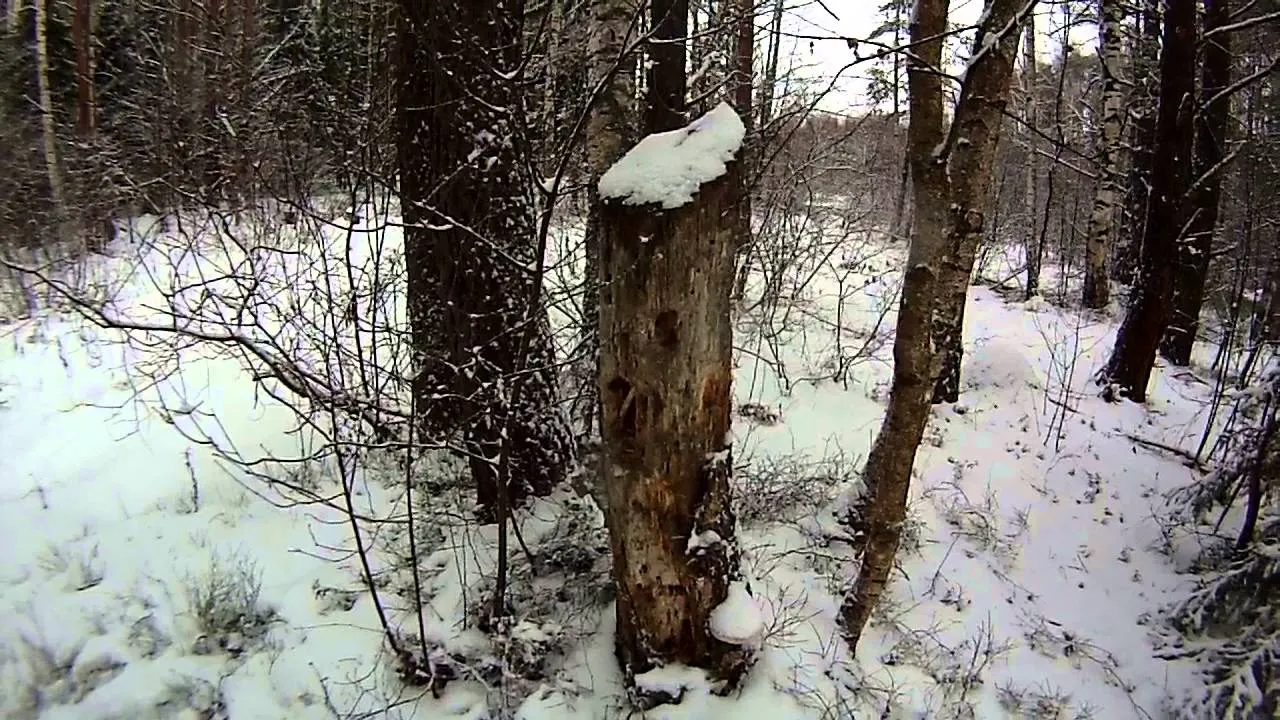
[1160,0,1231,365]
[73,0,95,138]
[35,0,67,233]
[1021,15,1042,300]
[1099,0,1196,402]
[1115,0,1160,285]
[888,0,910,240]
[598,121,750,701]
[842,0,1027,649]
[1082,0,1125,310]
[395,0,571,518]
[581,0,637,485]
[600,0,750,696]
[930,2,1028,404]
[647,0,688,132]
[756,0,783,130]
[731,0,753,260]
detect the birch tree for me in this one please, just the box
[1022,13,1042,300]
[1099,0,1197,401]
[930,2,1036,405]
[841,0,1031,648]
[1082,0,1125,309]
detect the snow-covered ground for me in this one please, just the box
[0,210,1210,719]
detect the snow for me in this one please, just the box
[686,529,723,552]
[0,205,1218,719]
[597,102,745,210]
[709,581,763,646]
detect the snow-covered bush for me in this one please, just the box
[1165,359,1280,719]
[185,551,278,657]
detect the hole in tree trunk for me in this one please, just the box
[606,376,638,438]
[654,310,679,348]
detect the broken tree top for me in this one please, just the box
[598,102,746,210]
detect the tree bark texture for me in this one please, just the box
[581,0,637,481]
[730,0,754,284]
[598,166,749,699]
[1116,0,1161,284]
[395,0,570,518]
[1161,0,1231,365]
[842,0,1027,648]
[35,0,67,228]
[1101,0,1197,402]
[1021,15,1042,300]
[1082,0,1125,310]
[647,0,688,132]
[929,1,1026,405]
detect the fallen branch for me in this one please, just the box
[1124,433,1207,470]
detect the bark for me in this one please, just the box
[395,0,571,518]
[601,0,749,696]
[931,1,1026,405]
[1021,15,1042,300]
[1161,0,1231,365]
[73,0,95,138]
[35,0,67,232]
[599,146,749,702]
[731,0,753,260]
[1115,0,1160,284]
[1100,0,1197,402]
[648,0,688,132]
[841,0,1028,649]
[1082,0,1125,309]
[888,1,910,240]
[581,0,637,472]
[736,0,782,301]
[756,0,783,129]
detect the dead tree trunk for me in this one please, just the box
[1099,0,1197,401]
[598,0,751,695]
[1082,0,1125,309]
[395,0,571,518]
[599,146,750,699]
[1160,0,1231,365]
[841,0,1027,649]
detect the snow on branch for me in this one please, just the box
[597,102,745,210]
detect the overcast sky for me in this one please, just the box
[776,0,1098,114]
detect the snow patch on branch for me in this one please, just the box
[598,102,745,210]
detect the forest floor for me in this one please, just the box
[0,208,1213,719]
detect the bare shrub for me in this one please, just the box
[185,551,278,657]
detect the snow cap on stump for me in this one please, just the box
[598,102,745,210]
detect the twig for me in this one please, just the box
[1124,433,1208,470]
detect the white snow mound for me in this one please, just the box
[598,102,745,210]
[709,580,763,645]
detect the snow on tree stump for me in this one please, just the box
[596,103,756,702]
